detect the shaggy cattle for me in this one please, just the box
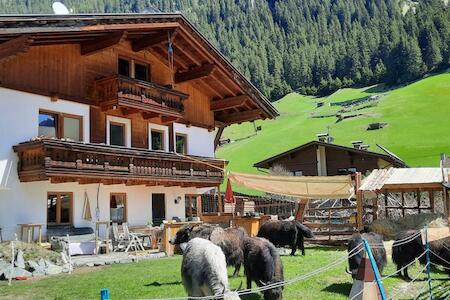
[243,237,284,300]
[257,220,313,256]
[170,223,247,276]
[181,238,240,299]
[347,232,387,278]
[392,230,424,280]
[392,230,450,279]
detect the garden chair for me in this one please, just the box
[112,222,126,252]
[122,223,145,253]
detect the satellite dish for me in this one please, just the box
[52,2,70,15]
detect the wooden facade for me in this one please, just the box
[0,14,278,187]
[254,141,406,176]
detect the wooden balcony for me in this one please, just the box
[95,75,188,118]
[13,138,225,188]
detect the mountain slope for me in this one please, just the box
[1,0,449,100]
[217,72,450,178]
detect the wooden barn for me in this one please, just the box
[254,140,406,176]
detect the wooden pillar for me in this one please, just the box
[196,195,203,217]
[416,189,421,214]
[217,186,223,213]
[428,190,434,213]
[355,172,363,231]
[168,123,174,152]
[372,194,379,221]
[444,187,449,224]
[401,192,405,217]
[384,191,388,218]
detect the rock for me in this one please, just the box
[94,261,105,266]
[15,250,25,269]
[86,262,94,267]
[1,267,32,280]
[0,260,10,278]
[44,262,63,275]
[60,252,69,265]
[62,263,73,273]
[27,260,46,277]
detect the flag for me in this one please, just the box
[224,178,235,203]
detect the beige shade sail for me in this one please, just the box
[228,172,354,199]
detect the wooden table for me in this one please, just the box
[95,221,111,254]
[162,221,202,256]
[18,224,43,244]
[233,216,270,237]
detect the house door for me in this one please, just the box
[152,193,166,226]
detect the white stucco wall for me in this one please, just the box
[173,123,215,157]
[0,88,211,241]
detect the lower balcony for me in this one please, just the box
[13,138,225,188]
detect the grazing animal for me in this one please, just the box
[181,238,240,299]
[243,237,284,300]
[170,223,247,276]
[257,220,313,256]
[347,232,386,278]
[392,230,450,279]
[392,230,424,280]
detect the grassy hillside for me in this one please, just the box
[217,72,450,184]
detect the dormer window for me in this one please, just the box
[118,56,150,82]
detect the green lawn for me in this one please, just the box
[217,72,450,193]
[1,246,448,300]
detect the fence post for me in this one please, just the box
[424,227,433,299]
[362,238,387,300]
[100,288,110,300]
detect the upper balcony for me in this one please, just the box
[13,138,225,188]
[94,75,188,119]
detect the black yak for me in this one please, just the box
[392,230,450,279]
[181,238,240,299]
[257,220,313,256]
[347,232,387,278]
[170,223,247,276]
[243,237,284,300]
[392,230,424,280]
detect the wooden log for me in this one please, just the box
[81,31,124,56]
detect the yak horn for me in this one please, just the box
[259,280,267,286]
[235,281,243,291]
[345,268,352,275]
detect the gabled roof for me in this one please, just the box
[254,140,406,169]
[0,13,278,124]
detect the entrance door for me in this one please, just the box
[152,193,166,226]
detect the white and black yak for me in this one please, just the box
[392,230,450,280]
[243,237,284,300]
[181,238,240,299]
[257,220,314,256]
[170,223,248,276]
[347,232,387,278]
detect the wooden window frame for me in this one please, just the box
[110,193,127,223]
[175,133,188,155]
[47,192,73,225]
[150,129,165,151]
[39,109,83,141]
[109,121,126,147]
[117,55,151,82]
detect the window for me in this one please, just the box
[337,167,357,175]
[39,112,58,137]
[134,62,149,81]
[109,122,126,146]
[175,134,187,154]
[47,192,73,224]
[151,130,165,151]
[110,193,127,224]
[118,58,130,77]
[39,111,83,141]
[118,57,151,82]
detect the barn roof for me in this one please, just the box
[359,167,449,191]
[253,140,406,169]
[0,13,279,123]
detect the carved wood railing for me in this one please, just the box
[95,75,188,117]
[13,138,225,187]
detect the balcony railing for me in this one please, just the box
[13,138,225,188]
[95,75,188,118]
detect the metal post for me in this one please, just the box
[100,288,110,300]
[362,238,387,300]
[424,227,433,299]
